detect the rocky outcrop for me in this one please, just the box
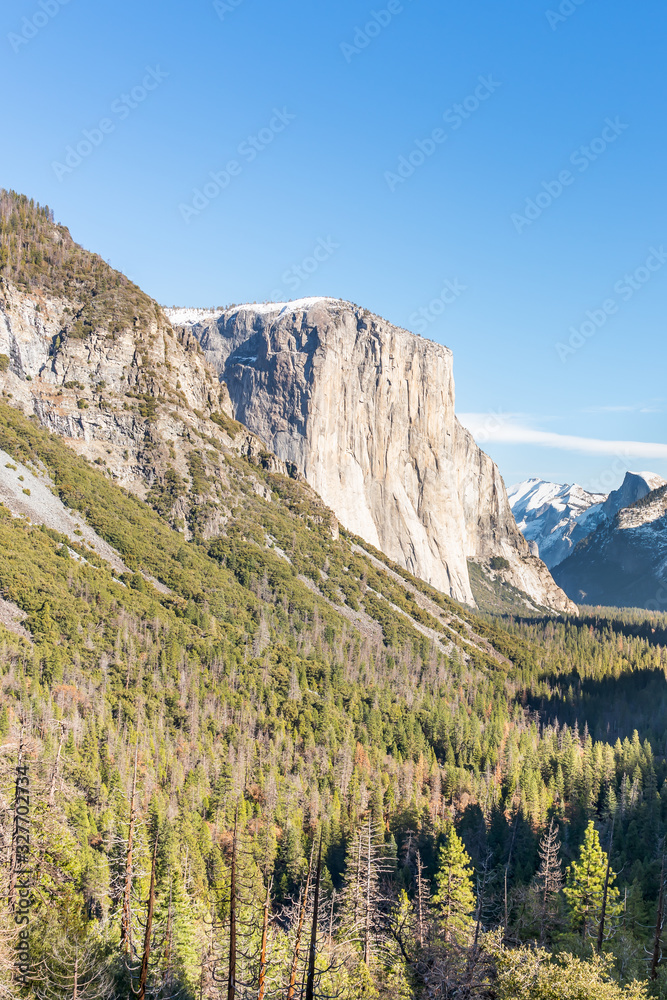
[0,280,278,537]
[602,471,666,519]
[167,298,575,613]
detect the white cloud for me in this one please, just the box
[584,405,638,413]
[457,413,667,459]
[584,402,664,414]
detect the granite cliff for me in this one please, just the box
[0,192,574,613]
[167,298,575,613]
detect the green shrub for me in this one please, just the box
[490,556,510,572]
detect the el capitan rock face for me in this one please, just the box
[167,298,576,613]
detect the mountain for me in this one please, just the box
[165,301,575,613]
[0,192,574,614]
[602,470,667,518]
[553,482,667,607]
[3,191,667,999]
[509,471,667,609]
[508,478,607,569]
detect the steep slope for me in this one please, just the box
[601,470,666,518]
[0,397,529,670]
[0,192,573,614]
[167,300,575,613]
[508,478,607,569]
[0,192,283,542]
[553,483,667,608]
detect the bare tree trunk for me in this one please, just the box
[354,833,362,929]
[596,818,615,954]
[8,727,26,913]
[73,948,79,1000]
[416,851,425,949]
[138,833,159,1000]
[305,839,322,1000]
[228,811,238,1000]
[651,852,665,980]
[504,816,518,943]
[163,882,173,988]
[257,876,272,1000]
[328,890,336,951]
[364,820,372,964]
[287,844,314,1000]
[47,725,65,808]
[121,740,139,955]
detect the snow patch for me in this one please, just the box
[165,297,344,328]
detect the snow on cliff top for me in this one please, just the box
[165,298,342,327]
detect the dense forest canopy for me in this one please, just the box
[0,191,665,998]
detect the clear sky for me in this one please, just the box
[1,0,665,492]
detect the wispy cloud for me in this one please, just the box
[584,405,639,413]
[457,413,667,459]
[584,401,664,414]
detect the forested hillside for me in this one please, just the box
[0,402,664,998]
[0,192,666,998]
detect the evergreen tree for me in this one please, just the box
[433,829,476,944]
[564,821,621,941]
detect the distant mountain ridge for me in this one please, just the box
[553,481,667,608]
[602,470,667,519]
[508,478,607,569]
[509,472,666,570]
[510,472,667,609]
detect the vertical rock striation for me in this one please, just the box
[168,298,575,612]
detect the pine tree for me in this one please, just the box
[433,828,475,944]
[564,821,621,941]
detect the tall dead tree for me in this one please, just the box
[597,817,615,954]
[47,721,68,808]
[651,850,666,980]
[257,876,272,1000]
[533,818,563,943]
[415,851,428,950]
[305,839,322,1000]
[227,811,238,1000]
[287,843,315,1000]
[341,816,391,966]
[8,726,26,914]
[121,740,139,955]
[136,833,159,1000]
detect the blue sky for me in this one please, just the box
[1,0,666,491]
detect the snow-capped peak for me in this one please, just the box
[508,478,607,569]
